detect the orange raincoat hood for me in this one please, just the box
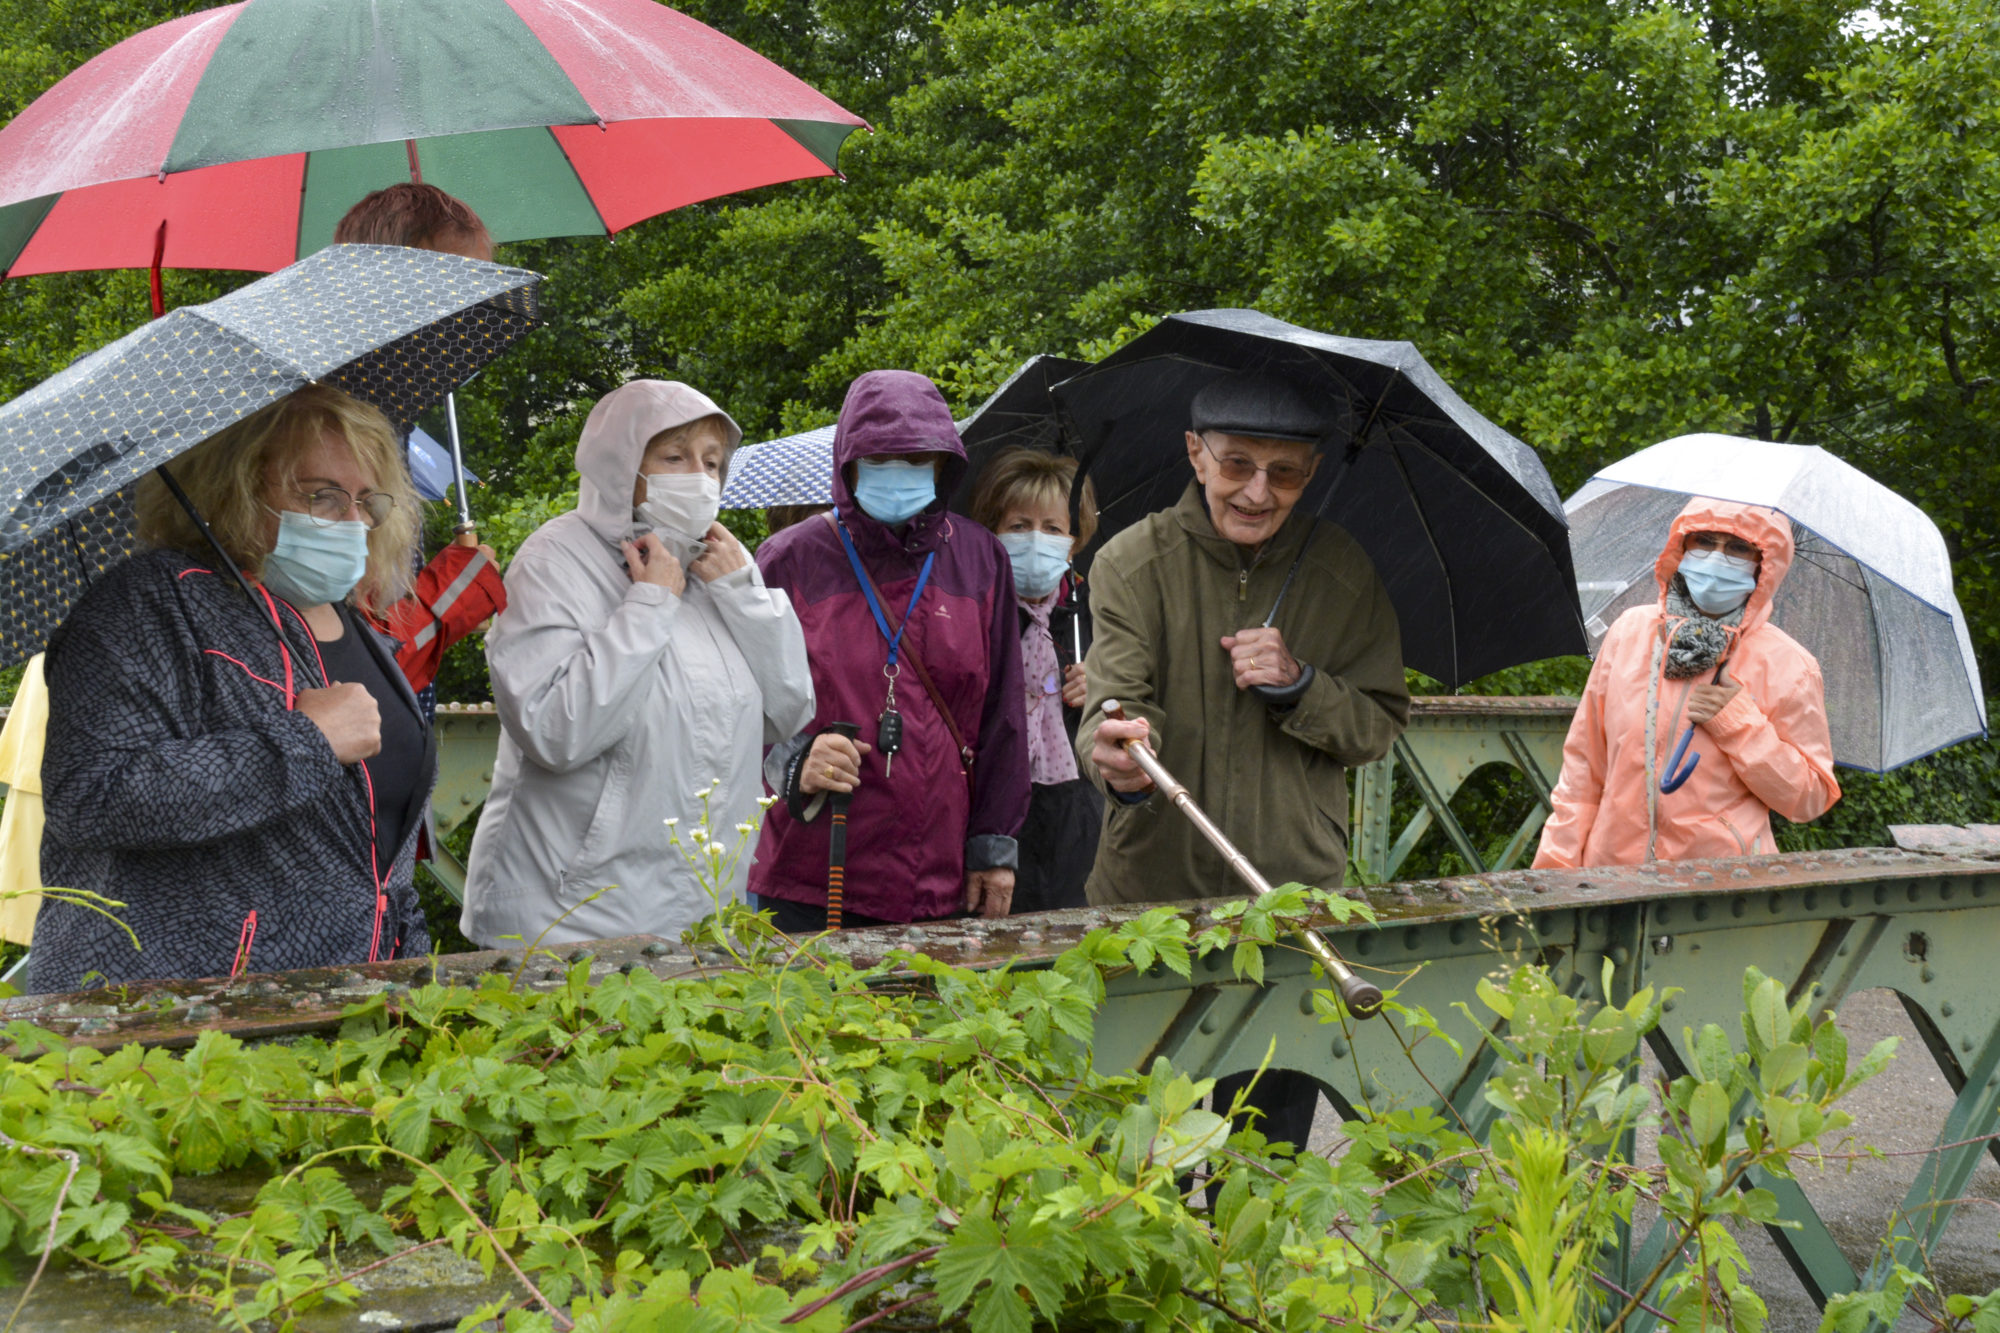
[1652,497,1796,636]
[1535,496,1839,869]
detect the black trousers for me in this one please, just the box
[751,895,911,934]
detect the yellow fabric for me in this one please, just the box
[0,654,49,945]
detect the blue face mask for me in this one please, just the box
[261,510,371,607]
[1678,548,1758,616]
[998,531,1071,600]
[852,457,937,525]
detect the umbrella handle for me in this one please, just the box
[1658,661,1728,795]
[1659,726,1701,794]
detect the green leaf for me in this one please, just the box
[932,1217,1078,1327]
[1760,1041,1810,1094]
[1745,976,1788,1056]
[1687,1081,1730,1149]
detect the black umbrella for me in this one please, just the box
[947,353,1089,512]
[1053,309,1583,686]
[0,244,541,668]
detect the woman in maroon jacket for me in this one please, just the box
[751,371,1029,929]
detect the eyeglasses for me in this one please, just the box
[1199,436,1313,493]
[288,487,398,530]
[1683,532,1760,561]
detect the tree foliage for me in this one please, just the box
[1,0,1996,703]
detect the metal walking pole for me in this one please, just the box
[444,391,477,541]
[1101,700,1384,1017]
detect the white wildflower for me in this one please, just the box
[735,822,755,835]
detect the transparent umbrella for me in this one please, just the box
[1567,433,1986,771]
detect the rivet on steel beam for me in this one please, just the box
[1355,934,1376,957]
[1803,890,1818,911]
[1657,903,1673,924]
[1695,902,1711,922]
[1732,867,1752,879]
[1403,927,1422,951]
[1199,1015,1218,1036]
[1921,966,1936,984]
[1694,871,1714,882]
[1940,884,1955,901]
[1449,922,1468,944]
[1662,998,1677,1012]
[1331,1037,1350,1059]
[1611,946,1630,965]
[1837,945,1851,957]
[1732,897,1748,918]
[1203,951,1224,972]
[1585,910,1604,933]
[1963,1038,1975,1054]
[1299,992,1317,1016]
[1875,886,1891,906]
[1941,1003,1955,1018]
[1768,863,1789,875]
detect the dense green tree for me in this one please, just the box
[3,0,1997,690]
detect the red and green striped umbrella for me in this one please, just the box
[0,0,868,278]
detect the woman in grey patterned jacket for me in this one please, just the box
[26,385,434,994]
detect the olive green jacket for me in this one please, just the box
[1076,482,1410,905]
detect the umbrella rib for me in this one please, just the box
[1380,438,1461,685]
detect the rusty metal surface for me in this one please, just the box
[1891,823,2000,859]
[1405,694,1578,716]
[6,844,1993,1051]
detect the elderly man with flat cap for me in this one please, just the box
[1077,372,1410,1151]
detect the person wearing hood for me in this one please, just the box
[461,382,814,946]
[750,370,1030,929]
[1534,497,1841,868]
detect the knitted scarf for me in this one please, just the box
[1662,576,1743,679]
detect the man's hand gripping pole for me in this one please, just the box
[1101,700,1384,1018]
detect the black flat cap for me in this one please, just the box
[1190,372,1333,443]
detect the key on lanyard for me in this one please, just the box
[877,669,904,778]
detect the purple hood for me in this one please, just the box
[831,370,969,551]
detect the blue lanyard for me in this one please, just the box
[836,519,935,669]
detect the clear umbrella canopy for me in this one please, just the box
[1567,434,1986,771]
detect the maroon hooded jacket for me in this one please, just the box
[749,371,1029,920]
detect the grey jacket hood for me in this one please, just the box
[575,380,742,542]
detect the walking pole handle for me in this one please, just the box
[822,723,861,931]
[1100,701,1383,1017]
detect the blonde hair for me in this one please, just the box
[134,384,420,616]
[645,414,738,481]
[970,448,1098,549]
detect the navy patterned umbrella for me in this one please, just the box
[0,243,540,667]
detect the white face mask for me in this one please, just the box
[636,470,721,543]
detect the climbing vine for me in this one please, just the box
[0,874,1907,1333]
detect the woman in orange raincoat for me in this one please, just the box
[1535,497,1841,867]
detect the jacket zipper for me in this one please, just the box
[1238,568,1249,603]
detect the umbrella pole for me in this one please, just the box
[1100,700,1384,1017]
[157,466,268,612]
[443,392,477,540]
[1258,439,1362,630]
[157,465,293,657]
